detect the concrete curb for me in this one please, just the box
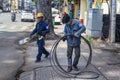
[15,24,35,80]
[91,39,120,51]
[19,71,34,80]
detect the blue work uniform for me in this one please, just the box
[64,19,86,67]
[30,21,50,61]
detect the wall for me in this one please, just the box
[80,0,87,24]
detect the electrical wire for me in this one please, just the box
[50,35,100,79]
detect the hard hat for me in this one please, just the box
[37,13,44,17]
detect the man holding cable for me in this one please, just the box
[62,14,86,72]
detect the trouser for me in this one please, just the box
[67,45,80,67]
[36,39,49,61]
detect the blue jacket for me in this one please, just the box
[64,19,86,47]
[30,21,50,37]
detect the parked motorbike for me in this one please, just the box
[11,12,16,22]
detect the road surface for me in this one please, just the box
[0,13,33,80]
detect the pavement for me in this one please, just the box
[19,25,120,80]
[0,13,33,80]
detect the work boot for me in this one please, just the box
[73,66,79,71]
[35,59,41,63]
[67,67,72,72]
[44,53,50,58]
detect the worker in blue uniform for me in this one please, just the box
[63,15,86,72]
[30,13,50,62]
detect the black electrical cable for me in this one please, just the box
[50,36,99,79]
[50,35,100,79]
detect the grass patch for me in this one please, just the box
[86,36,93,43]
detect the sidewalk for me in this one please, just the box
[19,25,120,80]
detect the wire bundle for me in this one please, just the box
[50,35,100,79]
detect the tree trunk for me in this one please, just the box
[36,0,58,39]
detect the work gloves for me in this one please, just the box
[70,33,78,38]
[62,33,79,42]
[70,33,75,37]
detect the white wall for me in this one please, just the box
[101,2,109,14]
[117,0,120,14]
[102,1,120,14]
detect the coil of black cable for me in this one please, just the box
[50,35,100,79]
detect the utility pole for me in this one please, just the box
[110,0,116,43]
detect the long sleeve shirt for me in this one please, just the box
[30,21,50,36]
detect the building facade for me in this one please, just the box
[11,0,18,10]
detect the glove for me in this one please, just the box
[62,36,66,42]
[42,31,46,36]
[70,33,78,38]
[70,34,75,37]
